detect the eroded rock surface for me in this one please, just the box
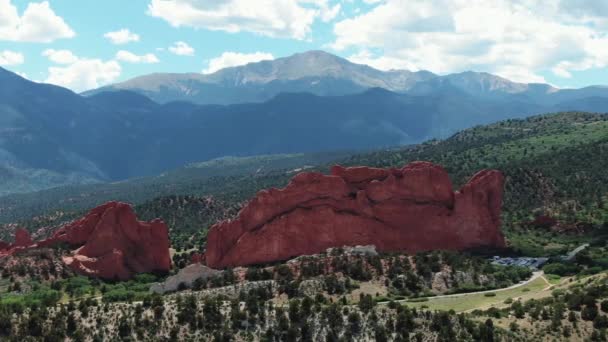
[2,202,171,280]
[206,162,505,268]
[0,228,33,256]
[55,202,171,280]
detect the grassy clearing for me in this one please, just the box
[402,276,549,312]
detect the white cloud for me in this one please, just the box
[103,28,140,44]
[0,0,75,42]
[42,49,78,64]
[42,50,121,92]
[0,50,24,66]
[203,51,274,74]
[169,41,195,56]
[147,0,340,40]
[115,50,159,64]
[45,59,121,92]
[332,0,608,83]
[15,71,28,79]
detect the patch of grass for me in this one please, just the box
[401,276,548,312]
[545,274,562,285]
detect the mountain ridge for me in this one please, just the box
[1,60,608,196]
[82,50,607,106]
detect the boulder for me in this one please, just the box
[206,161,506,268]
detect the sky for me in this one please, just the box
[0,0,607,92]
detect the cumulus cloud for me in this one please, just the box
[0,50,24,66]
[45,59,121,92]
[115,50,159,64]
[147,0,340,40]
[332,0,608,83]
[0,0,75,42]
[168,41,195,56]
[203,51,274,74]
[104,28,140,44]
[42,49,121,92]
[42,49,78,64]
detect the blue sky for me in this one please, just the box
[1,0,607,92]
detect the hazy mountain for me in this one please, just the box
[1,64,607,196]
[84,50,608,107]
[84,50,436,104]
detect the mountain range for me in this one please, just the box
[85,50,608,107]
[1,50,608,196]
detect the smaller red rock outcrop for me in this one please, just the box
[14,228,33,247]
[50,202,171,280]
[206,162,506,269]
[1,202,171,280]
[0,228,33,256]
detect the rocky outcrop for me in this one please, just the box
[206,162,505,268]
[150,264,221,294]
[14,228,33,247]
[1,202,171,280]
[0,228,33,256]
[53,202,171,280]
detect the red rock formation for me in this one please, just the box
[14,228,32,247]
[0,228,33,256]
[190,252,206,265]
[206,161,506,269]
[47,202,172,280]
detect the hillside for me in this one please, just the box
[2,111,607,251]
[1,111,608,342]
[2,58,608,197]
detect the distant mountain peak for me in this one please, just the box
[79,49,606,106]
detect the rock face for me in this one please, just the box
[0,228,33,256]
[54,202,171,280]
[0,202,171,280]
[206,162,505,268]
[14,228,33,247]
[22,202,170,280]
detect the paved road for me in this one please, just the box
[377,271,545,305]
[563,243,590,261]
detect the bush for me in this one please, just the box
[542,262,580,276]
[484,293,497,297]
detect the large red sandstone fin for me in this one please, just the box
[206,162,505,269]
